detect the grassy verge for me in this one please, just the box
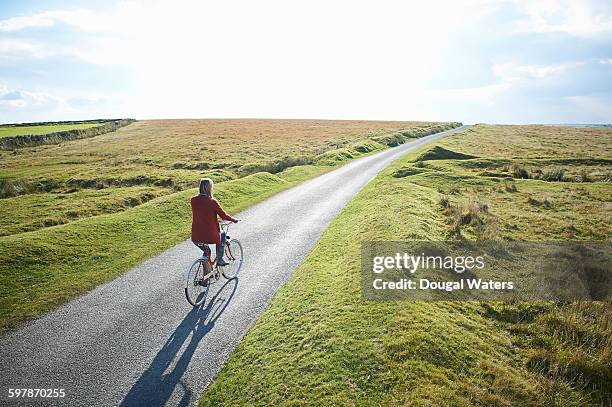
[200,124,611,406]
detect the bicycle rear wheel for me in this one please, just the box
[184,258,211,306]
[221,239,243,279]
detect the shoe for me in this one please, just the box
[217,259,229,267]
[198,278,209,287]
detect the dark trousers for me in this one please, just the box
[193,231,226,263]
[216,231,227,262]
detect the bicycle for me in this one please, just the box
[184,221,244,307]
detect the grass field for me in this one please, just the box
[0,119,453,235]
[200,125,612,406]
[0,122,101,138]
[0,119,458,332]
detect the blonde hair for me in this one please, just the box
[199,178,213,197]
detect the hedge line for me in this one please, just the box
[0,119,136,149]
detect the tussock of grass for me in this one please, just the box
[372,131,406,147]
[439,195,498,240]
[392,166,426,178]
[352,140,382,153]
[0,178,32,198]
[540,168,566,182]
[526,195,554,209]
[511,163,530,179]
[314,148,358,165]
[504,181,518,192]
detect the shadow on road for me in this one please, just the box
[119,278,238,407]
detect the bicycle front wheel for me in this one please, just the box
[184,258,210,306]
[222,239,243,279]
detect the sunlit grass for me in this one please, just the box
[200,124,611,406]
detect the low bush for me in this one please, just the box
[511,163,530,179]
[541,168,565,182]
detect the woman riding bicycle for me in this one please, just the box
[191,178,238,266]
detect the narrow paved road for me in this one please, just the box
[0,126,469,407]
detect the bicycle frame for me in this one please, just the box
[185,220,243,306]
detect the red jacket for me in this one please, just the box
[191,194,236,244]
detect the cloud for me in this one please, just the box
[0,82,131,124]
[0,9,109,32]
[0,13,55,32]
[492,62,578,82]
[0,38,44,57]
[0,84,66,110]
[0,36,130,66]
[512,0,612,37]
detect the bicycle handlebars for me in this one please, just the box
[219,220,239,231]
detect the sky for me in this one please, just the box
[0,0,611,124]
